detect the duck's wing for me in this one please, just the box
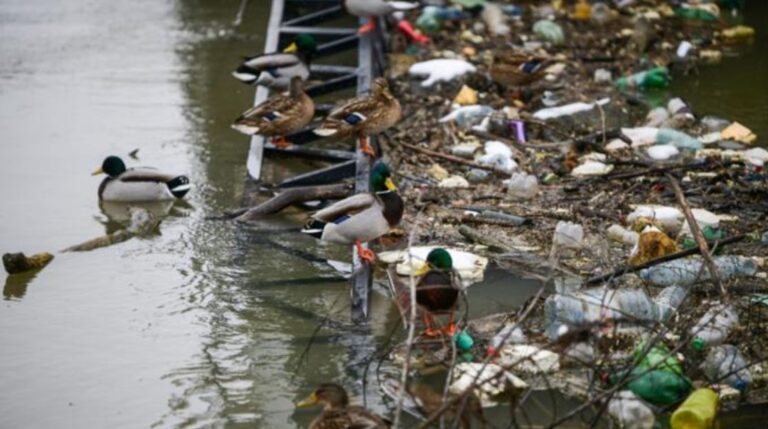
[119,167,176,183]
[237,93,295,120]
[310,409,354,429]
[327,94,378,119]
[312,193,376,222]
[347,406,391,428]
[241,53,301,71]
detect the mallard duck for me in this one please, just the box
[414,248,461,337]
[490,52,553,88]
[314,77,401,157]
[301,161,403,263]
[92,156,191,202]
[296,383,391,429]
[232,34,316,89]
[231,76,315,148]
[343,0,418,33]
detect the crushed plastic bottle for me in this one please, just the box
[690,303,738,350]
[506,172,539,200]
[487,323,527,357]
[552,221,584,249]
[645,106,670,127]
[607,224,639,246]
[654,285,687,322]
[670,388,719,429]
[701,344,752,391]
[438,105,494,127]
[612,368,692,406]
[607,391,655,429]
[532,98,610,120]
[656,128,703,150]
[633,341,683,374]
[545,287,658,339]
[639,256,758,287]
[532,19,565,45]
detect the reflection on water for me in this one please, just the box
[1,0,766,428]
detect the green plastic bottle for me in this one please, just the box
[616,67,671,91]
[670,388,719,429]
[633,342,683,375]
[611,368,692,406]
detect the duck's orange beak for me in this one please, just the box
[296,392,318,408]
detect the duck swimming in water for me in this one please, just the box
[296,383,391,429]
[92,156,191,202]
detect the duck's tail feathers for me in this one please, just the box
[301,219,326,239]
[231,123,260,135]
[232,65,258,83]
[167,176,191,198]
[388,1,418,10]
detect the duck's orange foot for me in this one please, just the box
[271,137,293,149]
[442,323,459,336]
[355,240,376,264]
[358,137,376,157]
[358,18,376,34]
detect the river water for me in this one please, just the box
[0,1,765,428]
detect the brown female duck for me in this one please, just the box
[296,383,390,429]
[313,77,401,157]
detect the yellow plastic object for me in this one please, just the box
[722,25,755,40]
[670,388,718,429]
[572,0,591,20]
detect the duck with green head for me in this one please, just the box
[414,248,461,337]
[232,33,317,90]
[92,156,191,202]
[301,161,404,263]
[296,383,391,429]
[231,76,315,147]
[313,77,401,157]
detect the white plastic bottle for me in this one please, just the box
[690,304,738,350]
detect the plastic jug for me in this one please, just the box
[670,388,718,429]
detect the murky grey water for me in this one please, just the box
[0,1,765,428]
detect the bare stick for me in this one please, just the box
[665,173,727,297]
[236,184,352,222]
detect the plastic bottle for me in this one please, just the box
[481,2,510,36]
[670,388,719,429]
[645,107,670,127]
[612,368,692,406]
[639,256,758,287]
[701,344,752,391]
[656,128,702,150]
[607,224,639,246]
[607,391,655,429]
[532,98,610,120]
[690,304,738,350]
[507,172,539,200]
[633,341,683,374]
[533,19,565,45]
[654,285,687,322]
[487,323,527,356]
[552,221,584,248]
[545,288,658,339]
[616,67,670,91]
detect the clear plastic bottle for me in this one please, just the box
[701,344,752,391]
[545,288,658,339]
[507,172,539,200]
[690,304,738,350]
[654,285,687,322]
[486,323,527,356]
[607,391,655,429]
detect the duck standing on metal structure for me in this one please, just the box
[301,161,403,264]
[231,76,315,148]
[414,248,461,337]
[296,383,391,428]
[342,0,418,34]
[313,77,401,157]
[91,156,191,202]
[231,33,317,90]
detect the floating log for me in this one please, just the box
[236,183,352,222]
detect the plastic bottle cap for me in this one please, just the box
[454,331,474,351]
[692,337,705,351]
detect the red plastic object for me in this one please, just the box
[396,20,430,45]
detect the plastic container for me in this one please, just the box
[545,287,658,339]
[670,388,718,429]
[607,391,655,429]
[690,303,738,350]
[654,285,687,322]
[438,105,493,127]
[487,323,527,356]
[701,344,752,391]
[645,107,670,127]
[656,128,703,150]
[633,341,683,375]
[481,2,509,36]
[639,256,757,287]
[498,344,560,374]
[507,172,539,200]
[552,221,584,249]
